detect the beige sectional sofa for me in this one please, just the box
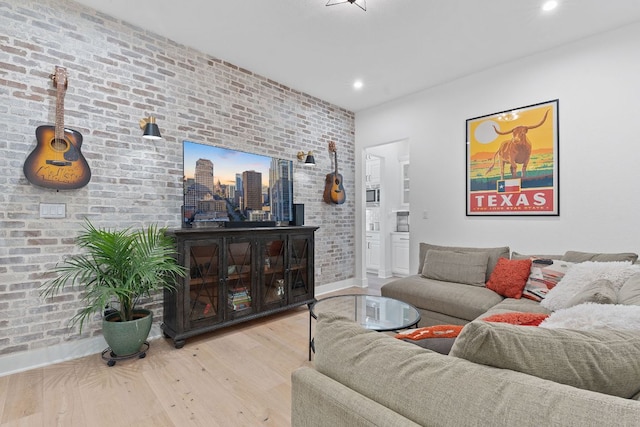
[291,243,640,426]
[381,243,638,327]
[292,314,640,426]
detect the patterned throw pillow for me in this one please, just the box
[485,257,532,299]
[522,259,573,301]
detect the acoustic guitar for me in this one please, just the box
[23,66,91,190]
[323,141,346,205]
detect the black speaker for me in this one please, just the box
[291,204,304,226]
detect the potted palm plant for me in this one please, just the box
[41,219,185,360]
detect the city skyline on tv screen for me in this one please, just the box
[182,140,293,225]
[183,140,271,186]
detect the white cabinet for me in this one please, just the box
[366,232,380,272]
[400,161,409,206]
[391,233,410,276]
[365,157,381,187]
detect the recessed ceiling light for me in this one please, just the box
[353,80,363,90]
[542,0,558,12]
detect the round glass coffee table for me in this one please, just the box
[308,294,420,360]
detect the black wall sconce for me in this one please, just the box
[140,116,162,140]
[297,151,316,166]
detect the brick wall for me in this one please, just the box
[0,0,355,357]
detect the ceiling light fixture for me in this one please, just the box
[326,0,366,12]
[542,0,558,12]
[353,80,364,90]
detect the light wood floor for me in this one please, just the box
[0,282,394,427]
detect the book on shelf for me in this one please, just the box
[228,287,252,310]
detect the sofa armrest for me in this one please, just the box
[291,367,420,427]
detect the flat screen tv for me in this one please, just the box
[182,140,294,227]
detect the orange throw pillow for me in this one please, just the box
[395,324,464,340]
[485,257,532,299]
[481,312,549,326]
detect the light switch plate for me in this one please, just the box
[40,203,66,219]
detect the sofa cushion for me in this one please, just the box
[541,261,640,311]
[314,313,640,426]
[485,257,532,298]
[619,273,640,306]
[418,243,509,280]
[511,251,563,260]
[450,320,640,398]
[481,298,551,317]
[381,275,504,322]
[562,250,638,263]
[421,249,488,286]
[565,278,617,307]
[482,297,551,318]
[522,258,574,301]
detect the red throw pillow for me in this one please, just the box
[481,312,549,326]
[485,257,532,298]
[395,325,464,340]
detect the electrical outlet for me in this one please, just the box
[422,210,428,219]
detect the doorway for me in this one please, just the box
[363,139,410,281]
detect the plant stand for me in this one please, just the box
[101,341,149,366]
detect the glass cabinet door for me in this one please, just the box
[289,234,313,303]
[261,237,286,307]
[401,161,410,206]
[225,239,254,318]
[187,240,223,325]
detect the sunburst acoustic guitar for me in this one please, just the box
[323,141,346,205]
[23,66,91,190]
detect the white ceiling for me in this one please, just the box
[72,0,640,112]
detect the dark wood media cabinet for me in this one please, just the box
[162,226,317,348]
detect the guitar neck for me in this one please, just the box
[53,66,67,142]
[55,83,65,141]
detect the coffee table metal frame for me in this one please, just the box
[308,294,421,360]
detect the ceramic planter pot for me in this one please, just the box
[102,309,153,356]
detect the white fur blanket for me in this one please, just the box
[540,302,640,331]
[541,261,640,311]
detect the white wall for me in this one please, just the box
[356,22,640,276]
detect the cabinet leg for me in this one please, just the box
[174,339,185,349]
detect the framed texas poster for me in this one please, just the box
[466,99,559,216]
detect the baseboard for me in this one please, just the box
[1,278,362,377]
[376,268,394,279]
[315,277,360,296]
[0,324,163,378]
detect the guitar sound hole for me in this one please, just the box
[50,138,69,152]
